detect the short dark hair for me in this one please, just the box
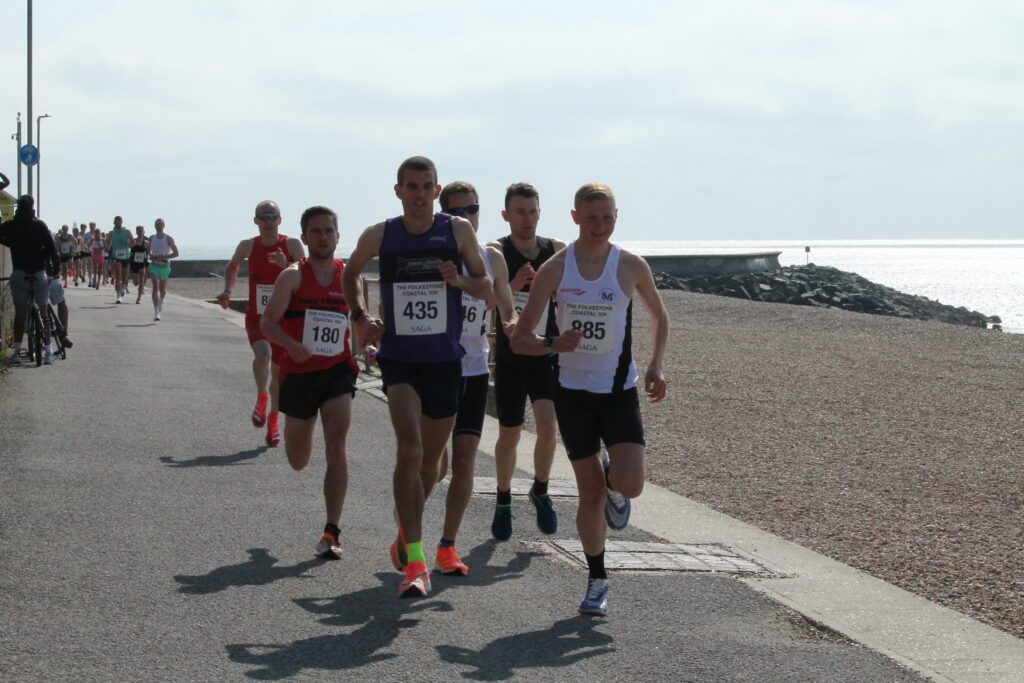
[396,156,437,185]
[504,182,539,209]
[16,194,34,211]
[300,205,338,236]
[439,181,478,212]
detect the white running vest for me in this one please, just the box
[459,245,493,377]
[555,242,636,393]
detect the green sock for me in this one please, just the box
[405,541,425,564]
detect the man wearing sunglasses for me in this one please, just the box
[342,156,492,598]
[217,201,305,447]
[486,183,566,541]
[429,181,517,576]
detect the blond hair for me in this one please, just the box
[573,182,615,208]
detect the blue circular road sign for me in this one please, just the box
[19,144,40,166]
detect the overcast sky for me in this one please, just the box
[2,1,1022,251]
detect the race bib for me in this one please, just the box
[393,282,446,335]
[513,291,548,337]
[302,309,349,357]
[60,242,72,255]
[132,251,146,263]
[255,284,275,314]
[114,248,129,260]
[562,301,615,354]
[461,292,488,337]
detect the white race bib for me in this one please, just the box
[393,282,447,335]
[563,301,614,354]
[255,284,275,314]
[513,291,548,337]
[132,251,146,263]
[461,292,488,337]
[302,309,349,357]
[60,242,72,255]
[114,248,129,260]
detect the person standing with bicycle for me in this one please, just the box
[0,195,60,365]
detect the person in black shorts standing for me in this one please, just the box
[487,183,566,540]
[129,225,149,304]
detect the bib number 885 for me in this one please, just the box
[403,300,438,320]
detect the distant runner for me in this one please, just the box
[217,201,304,447]
[511,182,669,617]
[260,205,359,560]
[130,225,149,304]
[105,216,135,304]
[54,225,75,287]
[342,156,492,598]
[147,218,179,321]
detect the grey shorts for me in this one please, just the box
[10,270,49,308]
[49,278,65,305]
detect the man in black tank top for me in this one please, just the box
[486,183,566,540]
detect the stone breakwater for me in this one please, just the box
[654,264,1002,330]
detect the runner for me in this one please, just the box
[89,227,106,289]
[147,218,179,321]
[342,156,492,598]
[72,226,87,286]
[0,195,60,365]
[216,201,304,448]
[54,225,76,287]
[46,259,74,351]
[432,181,516,576]
[486,183,566,540]
[511,182,669,616]
[259,205,359,559]
[130,225,149,304]
[105,216,135,303]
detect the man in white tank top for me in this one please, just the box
[511,182,669,617]
[430,181,517,576]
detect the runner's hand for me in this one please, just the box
[288,342,313,364]
[551,329,583,353]
[510,263,535,292]
[270,251,289,268]
[215,292,231,309]
[644,367,668,403]
[437,259,459,288]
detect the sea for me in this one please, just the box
[179,240,1024,335]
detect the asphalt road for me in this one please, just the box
[0,285,922,681]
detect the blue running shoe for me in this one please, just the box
[603,460,631,530]
[529,490,558,534]
[578,578,609,616]
[491,503,512,540]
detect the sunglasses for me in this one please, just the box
[256,212,281,220]
[447,204,479,216]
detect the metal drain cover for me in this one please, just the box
[550,539,767,575]
[473,477,578,497]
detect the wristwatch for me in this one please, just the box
[543,335,554,350]
[351,307,366,322]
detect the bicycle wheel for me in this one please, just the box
[27,308,43,366]
[48,306,67,359]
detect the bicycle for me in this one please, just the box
[22,275,50,366]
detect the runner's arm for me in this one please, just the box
[341,224,385,345]
[285,237,305,263]
[510,256,581,355]
[440,217,492,301]
[487,247,516,323]
[165,236,180,260]
[218,239,251,307]
[627,253,669,402]
[259,266,311,363]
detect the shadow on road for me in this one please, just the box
[224,542,545,679]
[436,616,615,680]
[174,548,321,594]
[160,447,267,468]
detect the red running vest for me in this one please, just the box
[278,259,357,378]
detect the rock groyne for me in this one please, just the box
[655,264,1002,330]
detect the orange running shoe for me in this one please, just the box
[265,412,280,447]
[434,545,469,576]
[316,530,342,560]
[252,393,269,427]
[398,561,431,598]
[389,526,407,571]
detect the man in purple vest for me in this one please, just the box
[342,156,492,599]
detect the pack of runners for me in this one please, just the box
[213,156,669,616]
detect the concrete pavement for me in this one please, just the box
[0,284,1016,680]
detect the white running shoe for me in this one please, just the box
[44,349,54,365]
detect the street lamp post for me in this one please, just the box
[35,113,50,216]
[11,113,23,196]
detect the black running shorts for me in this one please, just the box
[454,373,490,438]
[554,386,645,461]
[378,358,460,420]
[279,362,358,420]
[494,356,557,428]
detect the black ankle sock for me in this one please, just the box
[496,489,512,506]
[439,538,455,548]
[531,479,548,497]
[585,551,607,580]
[324,523,340,536]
